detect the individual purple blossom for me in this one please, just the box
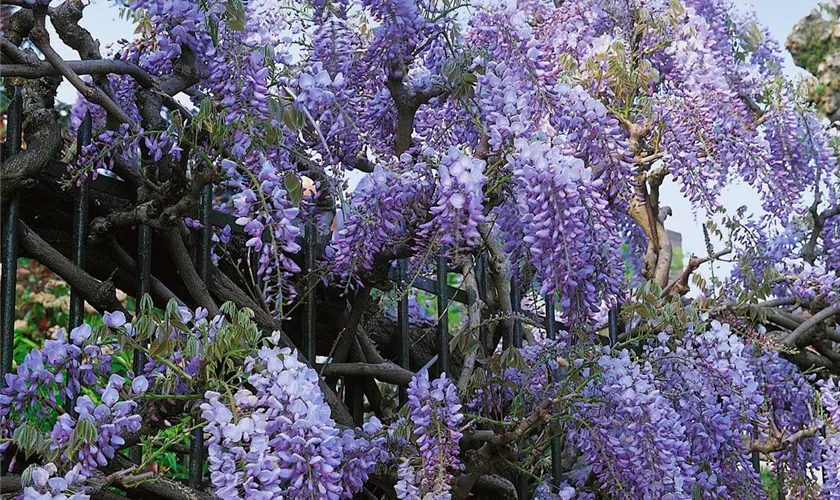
[102,311,126,329]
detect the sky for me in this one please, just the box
[48,0,827,291]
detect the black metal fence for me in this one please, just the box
[0,87,763,498]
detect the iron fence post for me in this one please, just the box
[69,111,92,331]
[544,295,562,486]
[437,250,449,377]
[398,259,410,405]
[188,183,212,488]
[304,218,317,364]
[0,87,22,393]
[129,223,152,465]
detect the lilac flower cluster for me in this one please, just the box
[646,322,766,498]
[751,347,823,497]
[49,379,143,471]
[20,463,89,500]
[331,160,433,287]
[362,0,428,76]
[549,83,634,203]
[570,348,695,498]
[201,341,387,499]
[468,319,823,498]
[230,156,302,313]
[820,379,840,498]
[784,261,840,305]
[497,137,624,325]
[1,324,114,456]
[113,0,303,317]
[417,147,486,252]
[394,370,464,500]
[0,318,149,497]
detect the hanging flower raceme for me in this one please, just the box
[570,348,695,498]
[201,341,387,500]
[362,0,429,75]
[331,159,433,287]
[646,322,766,498]
[417,147,487,252]
[0,321,146,495]
[393,370,464,500]
[498,137,623,326]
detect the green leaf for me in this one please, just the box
[285,172,303,207]
[225,0,247,32]
[13,422,47,459]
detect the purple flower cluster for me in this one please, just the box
[49,380,143,471]
[570,348,695,498]
[647,322,766,498]
[0,319,148,496]
[230,158,302,313]
[362,0,428,76]
[752,347,823,497]
[498,137,624,325]
[549,83,634,203]
[20,463,89,500]
[201,342,386,499]
[1,324,114,455]
[395,370,464,500]
[784,261,840,305]
[821,379,840,498]
[417,147,486,252]
[331,161,433,287]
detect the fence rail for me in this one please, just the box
[0,87,764,498]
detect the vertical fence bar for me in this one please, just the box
[545,295,557,341]
[0,87,22,393]
[69,111,92,331]
[511,278,522,349]
[188,183,212,488]
[437,250,449,376]
[304,219,317,364]
[130,223,152,465]
[511,278,528,498]
[398,260,410,405]
[346,377,364,426]
[776,467,783,500]
[544,295,562,485]
[608,306,619,346]
[475,254,490,351]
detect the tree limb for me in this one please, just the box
[662,247,731,298]
[161,228,220,316]
[784,301,840,347]
[28,5,133,125]
[1,59,155,88]
[319,361,415,386]
[18,222,127,316]
[745,425,821,454]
